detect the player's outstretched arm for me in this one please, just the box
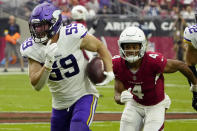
[80,34,114,85]
[28,58,50,91]
[114,79,125,105]
[28,42,57,91]
[114,78,133,105]
[164,59,197,86]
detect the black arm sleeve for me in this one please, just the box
[188,66,197,85]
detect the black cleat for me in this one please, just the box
[3,69,8,72]
[21,68,25,72]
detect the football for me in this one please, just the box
[86,57,106,84]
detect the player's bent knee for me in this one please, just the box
[70,121,90,131]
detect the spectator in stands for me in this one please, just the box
[3,15,24,72]
[85,0,99,13]
[143,0,161,17]
[172,13,187,61]
[97,3,112,14]
[181,5,195,20]
[69,0,79,6]
[60,5,72,26]
[38,0,53,4]
[170,6,179,19]
[99,0,110,8]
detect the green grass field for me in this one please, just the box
[0,72,197,130]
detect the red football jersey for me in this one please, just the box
[113,51,167,106]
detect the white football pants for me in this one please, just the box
[120,94,171,131]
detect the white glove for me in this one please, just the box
[120,89,133,103]
[96,71,115,86]
[44,42,58,70]
[190,84,197,92]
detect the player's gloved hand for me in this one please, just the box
[191,85,197,110]
[120,89,133,104]
[96,71,114,86]
[44,42,58,70]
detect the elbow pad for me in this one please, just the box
[33,69,50,91]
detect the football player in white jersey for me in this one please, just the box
[20,3,114,131]
[183,20,197,111]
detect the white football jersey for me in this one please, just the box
[20,23,99,109]
[183,24,197,49]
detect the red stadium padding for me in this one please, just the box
[103,36,175,59]
[0,37,6,62]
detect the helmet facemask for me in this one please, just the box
[118,26,147,63]
[120,43,145,63]
[29,20,51,44]
[29,3,62,44]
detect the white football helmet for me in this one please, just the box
[71,5,88,21]
[118,26,147,63]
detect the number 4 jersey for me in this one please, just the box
[20,23,99,109]
[113,52,167,106]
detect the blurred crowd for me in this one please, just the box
[0,0,196,64]
[0,0,196,20]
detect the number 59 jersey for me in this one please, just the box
[113,52,167,106]
[184,25,197,49]
[20,23,99,109]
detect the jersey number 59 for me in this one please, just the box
[49,54,80,81]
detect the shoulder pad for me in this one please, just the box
[64,23,87,39]
[183,25,197,48]
[20,37,45,63]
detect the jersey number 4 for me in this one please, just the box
[132,85,144,99]
[49,54,79,81]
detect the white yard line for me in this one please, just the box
[96,83,188,89]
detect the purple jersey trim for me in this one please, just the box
[80,31,87,39]
[184,37,191,42]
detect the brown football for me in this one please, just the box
[86,57,106,84]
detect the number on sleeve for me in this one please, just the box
[149,54,159,59]
[132,85,144,99]
[65,24,78,35]
[188,25,197,34]
[22,38,33,50]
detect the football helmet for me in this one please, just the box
[118,26,147,63]
[29,3,62,44]
[71,5,88,21]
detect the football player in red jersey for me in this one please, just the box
[71,5,98,61]
[113,26,197,131]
